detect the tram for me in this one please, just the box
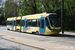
[7,13,61,35]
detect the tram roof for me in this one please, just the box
[7,17,16,21]
[7,13,57,20]
[22,13,56,20]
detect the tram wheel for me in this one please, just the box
[36,31,39,35]
[7,28,9,30]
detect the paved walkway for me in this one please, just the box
[60,32,75,35]
[0,33,75,50]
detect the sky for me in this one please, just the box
[0,0,6,3]
[0,0,19,8]
[0,0,6,8]
[14,0,19,6]
[3,0,6,2]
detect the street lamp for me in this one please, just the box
[61,0,64,34]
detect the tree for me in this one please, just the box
[0,0,75,30]
[19,0,44,16]
[5,0,19,17]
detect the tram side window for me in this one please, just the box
[26,21,27,27]
[17,20,20,26]
[27,19,40,27]
[28,20,31,26]
[6,21,8,25]
[22,20,24,26]
[7,21,12,25]
[37,19,40,27]
[32,19,37,27]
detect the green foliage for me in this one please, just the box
[5,0,17,17]
[0,0,75,30]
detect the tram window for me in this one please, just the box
[32,19,37,27]
[17,20,20,26]
[28,20,31,26]
[37,19,40,27]
[46,18,51,30]
[10,21,12,25]
[47,18,49,26]
[26,21,27,27]
[6,21,9,25]
[49,17,60,27]
[7,21,12,25]
[26,19,40,27]
[50,20,53,26]
[22,20,24,26]
[41,20,44,28]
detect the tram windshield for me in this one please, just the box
[49,15,60,27]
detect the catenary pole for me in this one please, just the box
[15,2,17,31]
[61,0,64,34]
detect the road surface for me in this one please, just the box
[0,26,75,48]
[0,38,38,50]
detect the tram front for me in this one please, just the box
[45,13,61,35]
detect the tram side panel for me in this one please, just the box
[6,13,61,35]
[21,16,61,35]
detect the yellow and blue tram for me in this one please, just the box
[7,13,61,35]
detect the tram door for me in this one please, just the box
[39,16,46,34]
[12,19,14,30]
[23,18,27,32]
